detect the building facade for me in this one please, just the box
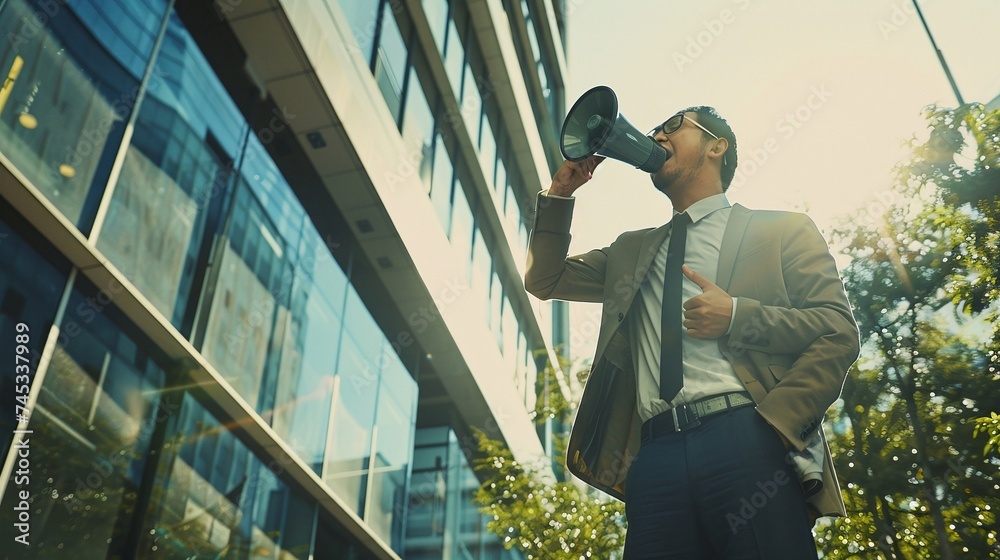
[0,0,569,558]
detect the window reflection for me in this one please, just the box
[450,181,474,281]
[338,0,381,64]
[97,11,246,328]
[271,229,348,473]
[367,346,416,552]
[324,298,379,514]
[422,0,449,54]
[0,274,166,557]
[430,133,454,234]
[140,393,313,558]
[443,19,464,97]
[374,2,408,121]
[401,65,435,192]
[471,229,490,320]
[0,0,167,230]
[405,427,523,560]
[0,206,69,460]
[200,181,292,410]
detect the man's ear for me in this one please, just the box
[711,138,729,159]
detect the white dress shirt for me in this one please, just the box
[628,193,745,422]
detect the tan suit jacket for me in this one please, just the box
[524,192,860,518]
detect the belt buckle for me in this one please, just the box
[672,405,702,432]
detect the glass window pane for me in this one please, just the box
[503,298,517,372]
[490,273,502,346]
[430,133,454,234]
[479,116,496,185]
[460,65,481,143]
[495,157,507,197]
[0,205,71,459]
[272,271,341,473]
[0,0,167,229]
[401,66,434,192]
[98,11,246,329]
[0,274,166,557]
[139,393,313,559]
[422,0,449,54]
[450,181,473,281]
[200,182,291,410]
[369,346,416,552]
[338,0,381,64]
[443,19,464,97]
[471,229,490,320]
[374,3,408,121]
[326,333,379,515]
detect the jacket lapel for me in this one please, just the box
[716,204,752,291]
[632,222,671,299]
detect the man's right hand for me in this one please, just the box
[548,156,606,197]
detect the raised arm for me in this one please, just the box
[524,157,610,303]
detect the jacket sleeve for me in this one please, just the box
[733,214,861,450]
[524,191,609,303]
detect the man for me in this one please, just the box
[524,106,860,558]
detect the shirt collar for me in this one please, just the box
[672,193,731,224]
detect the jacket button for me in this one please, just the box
[618,312,624,321]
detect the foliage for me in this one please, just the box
[472,352,627,559]
[815,104,1000,560]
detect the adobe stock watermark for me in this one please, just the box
[673,0,753,73]
[729,84,834,191]
[877,0,939,40]
[726,465,793,534]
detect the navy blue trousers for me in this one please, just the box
[622,406,819,559]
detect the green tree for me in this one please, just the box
[472,352,627,559]
[816,104,1000,559]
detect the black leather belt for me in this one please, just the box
[640,391,755,445]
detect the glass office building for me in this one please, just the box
[0,0,568,558]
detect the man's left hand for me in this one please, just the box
[681,265,733,339]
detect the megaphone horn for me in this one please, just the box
[559,86,668,174]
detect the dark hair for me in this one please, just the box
[678,106,738,191]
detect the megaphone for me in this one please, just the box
[559,86,667,174]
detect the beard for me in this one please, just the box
[651,151,707,194]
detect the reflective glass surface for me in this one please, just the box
[0,206,71,472]
[423,0,449,54]
[374,2,408,121]
[450,180,474,281]
[337,0,380,64]
[471,229,489,319]
[401,66,435,192]
[442,19,464,97]
[0,273,167,557]
[430,133,454,234]
[199,180,292,411]
[97,10,246,329]
[0,0,167,230]
[405,427,523,560]
[139,393,314,558]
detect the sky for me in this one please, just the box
[559,0,1000,360]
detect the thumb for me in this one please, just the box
[682,265,717,292]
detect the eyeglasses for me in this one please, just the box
[648,112,720,140]
[648,113,728,165]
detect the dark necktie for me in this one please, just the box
[660,212,691,402]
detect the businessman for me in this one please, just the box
[524,106,860,558]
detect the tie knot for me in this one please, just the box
[673,212,691,227]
